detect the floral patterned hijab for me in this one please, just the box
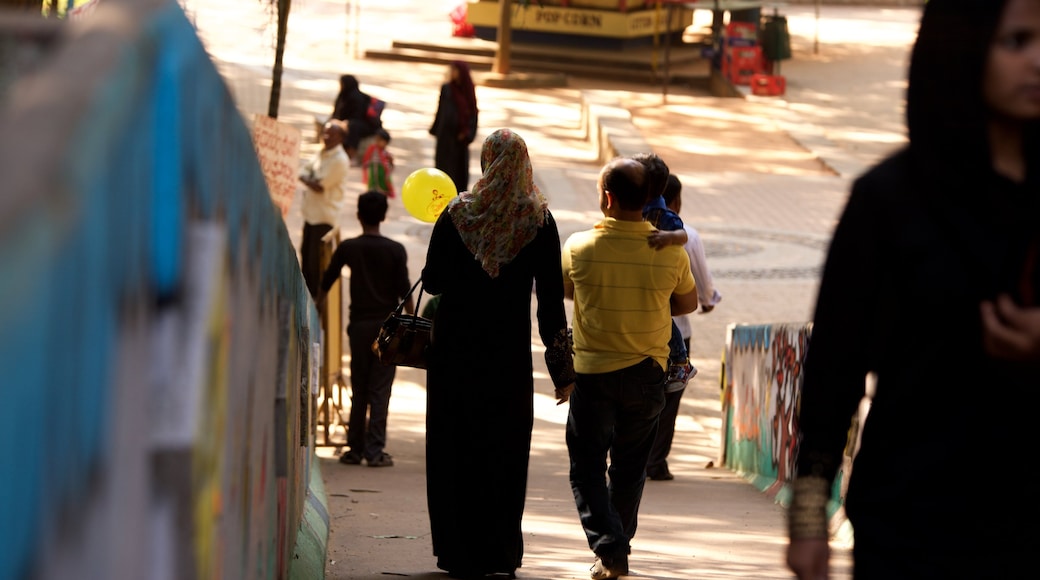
[447,128,547,278]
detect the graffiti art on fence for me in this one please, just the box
[0,3,322,578]
[723,323,812,497]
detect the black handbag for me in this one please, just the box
[372,279,432,368]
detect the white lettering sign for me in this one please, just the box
[252,115,301,219]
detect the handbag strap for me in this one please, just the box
[394,278,425,319]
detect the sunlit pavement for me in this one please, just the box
[183,1,920,577]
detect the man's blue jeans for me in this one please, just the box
[566,357,667,560]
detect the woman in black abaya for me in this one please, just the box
[422,129,574,579]
[430,61,479,194]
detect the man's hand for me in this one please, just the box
[787,538,830,580]
[299,175,324,193]
[981,294,1040,362]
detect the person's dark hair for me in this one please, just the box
[339,74,359,93]
[907,0,1038,181]
[358,190,388,225]
[601,158,648,211]
[376,128,391,143]
[630,152,670,200]
[662,173,682,206]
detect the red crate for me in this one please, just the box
[724,46,762,86]
[724,21,757,45]
[750,74,786,96]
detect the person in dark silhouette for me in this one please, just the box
[430,61,478,193]
[317,191,413,468]
[788,1,1040,578]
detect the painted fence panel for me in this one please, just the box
[721,322,864,541]
[721,323,811,499]
[0,1,324,579]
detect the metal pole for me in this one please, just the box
[712,0,721,38]
[346,0,361,59]
[814,0,821,55]
[662,2,673,103]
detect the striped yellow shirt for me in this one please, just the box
[562,218,695,374]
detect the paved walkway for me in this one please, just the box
[185,1,920,578]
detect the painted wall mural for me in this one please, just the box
[723,323,812,497]
[0,2,324,579]
[722,321,865,539]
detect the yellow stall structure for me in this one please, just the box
[466,0,695,50]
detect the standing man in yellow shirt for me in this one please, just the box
[561,156,698,580]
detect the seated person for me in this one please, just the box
[331,74,382,161]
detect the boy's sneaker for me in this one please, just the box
[665,360,697,393]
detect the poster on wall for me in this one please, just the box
[252,114,301,219]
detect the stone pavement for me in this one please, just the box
[183,1,920,578]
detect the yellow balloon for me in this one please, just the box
[401,168,458,223]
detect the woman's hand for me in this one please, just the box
[981,294,1040,362]
[555,383,574,405]
[787,538,830,580]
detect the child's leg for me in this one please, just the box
[665,322,695,392]
[668,321,687,364]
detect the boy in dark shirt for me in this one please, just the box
[318,191,414,467]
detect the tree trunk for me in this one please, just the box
[492,0,511,74]
[267,0,291,118]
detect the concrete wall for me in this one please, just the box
[0,1,327,578]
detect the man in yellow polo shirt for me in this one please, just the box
[561,155,698,580]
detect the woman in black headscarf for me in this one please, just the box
[787,1,1040,578]
[331,74,380,160]
[429,61,479,193]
